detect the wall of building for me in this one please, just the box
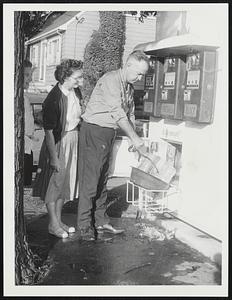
[155,11,188,41]
[44,65,56,87]
[63,11,100,60]
[29,12,156,92]
[123,15,156,90]
[148,7,228,240]
[62,17,78,59]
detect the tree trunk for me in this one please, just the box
[14,11,37,285]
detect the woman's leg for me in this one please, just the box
[55,199,75,233]
[46,201,59,228]
[56,198,64,224]
[46,200,68,238]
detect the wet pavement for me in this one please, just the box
[24,178,221,285]
[26,212,221,285]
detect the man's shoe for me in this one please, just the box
[79,226,95,241]
[96,223,125,234]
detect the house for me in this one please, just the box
[26,11,156,93]
[26,11,156,167]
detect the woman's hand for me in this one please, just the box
[50,157,60,172]
[45,130,60,172]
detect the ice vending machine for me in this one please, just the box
[181,51,217,123]
[143,57,158,116]
[155,56,186,120]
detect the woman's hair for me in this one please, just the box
[23,60,32,68]
[54,59,83,84]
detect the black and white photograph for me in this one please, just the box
[3,3,228,297]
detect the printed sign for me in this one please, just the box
[161,127,182,143]
[145,74,155,89]
[164,72,175,89]
[187,70,200,89]
[161,103,174,115]
[161,89,168,100]
[184,104,197,117]
[187,53,200,70]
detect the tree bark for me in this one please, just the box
[14,11,37,285]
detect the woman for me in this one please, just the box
[35,59,83,238]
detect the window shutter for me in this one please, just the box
[47,41,51,65]
[34,45,39,67]
[56,39,61,64]
[30,46,33,63]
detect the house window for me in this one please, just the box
[47,36,61,66]
[30,45,39,67]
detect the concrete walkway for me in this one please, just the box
[25,177,221,285]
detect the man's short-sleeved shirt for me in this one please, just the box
[82,69,135,129]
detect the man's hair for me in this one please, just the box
[23,60,32,68]
[126,50,150,65]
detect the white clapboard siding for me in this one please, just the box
[29,12,157,92]
[123,15,156,90]
[63,11,100,60]
[156,11,185,41]
[44,65,57,86]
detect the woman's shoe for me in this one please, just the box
[60,222,76,233]
[48,225,68,238]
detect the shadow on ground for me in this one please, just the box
[25,181,221,285]
[61,183,130,218]
[105,183,130,217]
[26,183,129,266]
[26,213,221,285]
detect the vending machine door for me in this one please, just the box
[156,56,186,120]
[143,58,159,116]
[182,51,217,123]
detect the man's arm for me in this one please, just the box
[128,101,136,129]
[117,118,147,156]
[128,86,136,129]
[102,74,147,155]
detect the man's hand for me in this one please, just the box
[136,143,148,158]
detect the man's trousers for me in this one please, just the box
[77,121,116,229]
[24,151,33,186]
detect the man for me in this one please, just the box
[77,50,150,240]
[23,60,35,186]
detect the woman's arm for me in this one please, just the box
[45,129,60,172]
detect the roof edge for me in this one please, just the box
[25,11,85,45]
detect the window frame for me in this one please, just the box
[47,35,62,66]
[30,44,39,67]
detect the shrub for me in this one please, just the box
[82,11,126,108]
